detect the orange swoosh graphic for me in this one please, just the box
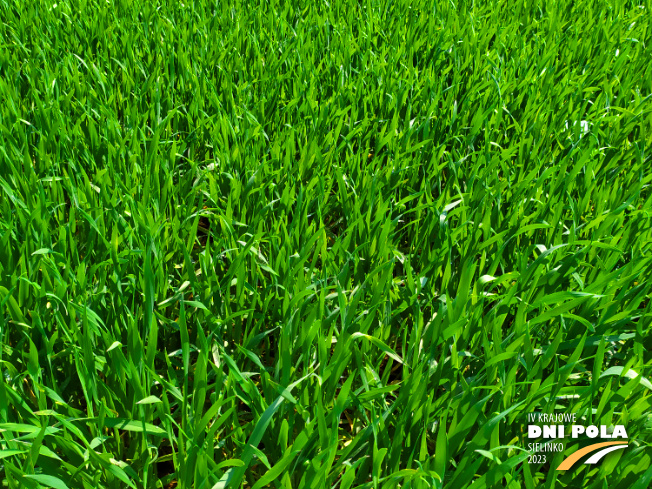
[557,441,628,471]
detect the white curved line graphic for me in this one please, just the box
[584,445,627,464]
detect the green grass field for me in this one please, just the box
[1,0,651,487]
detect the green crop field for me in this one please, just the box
[0,0,651,487]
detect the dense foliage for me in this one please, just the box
[0,0,651,487]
